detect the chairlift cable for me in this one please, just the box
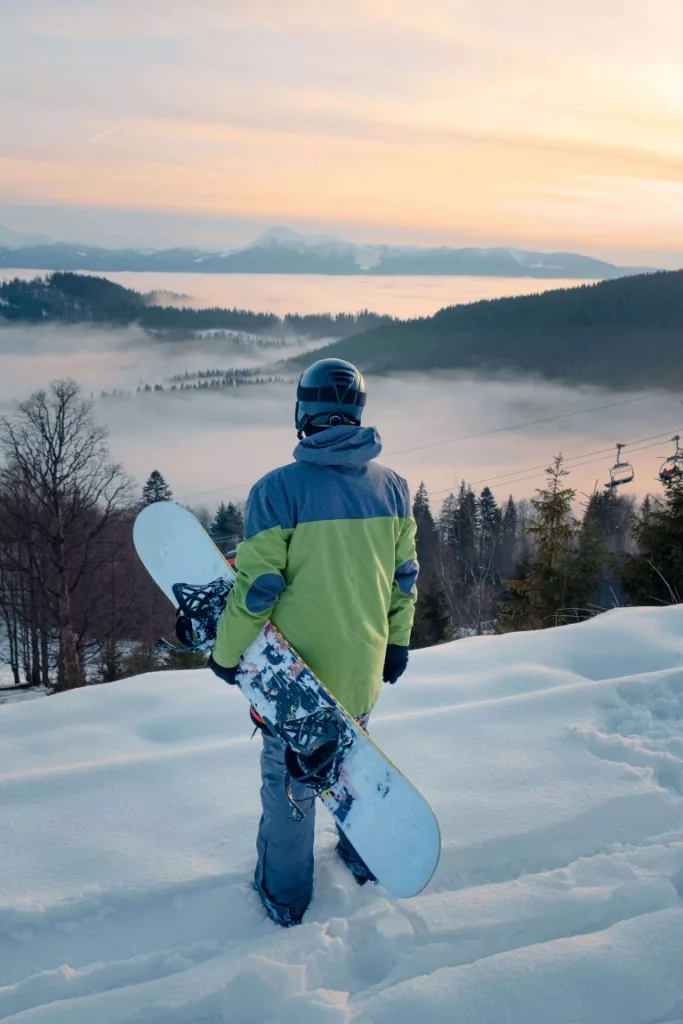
[385,387,683,458]
[176,389,683,502]
[466,427,683,488]
[428,433,682,499]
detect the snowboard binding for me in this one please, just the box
[156,578,234,653]
[280,709,353,818]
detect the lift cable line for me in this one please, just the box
[383,388,683,459]
[200,432,681,536]
[176,428,680,510]
[175,387,683,503]
[427,433,682,500]
[462,428,683,491]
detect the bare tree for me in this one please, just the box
[0,380,132,689]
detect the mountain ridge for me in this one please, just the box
[0,224,655,279]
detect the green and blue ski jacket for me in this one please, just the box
[212,425,418,718]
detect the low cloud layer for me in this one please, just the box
[1,321,679,511]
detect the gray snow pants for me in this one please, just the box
[254,719,368,916]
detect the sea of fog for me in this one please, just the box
[1,295,680,512]
[0,269,594,318]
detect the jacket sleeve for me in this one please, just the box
[388,510,419,647]
[212,479,291,669]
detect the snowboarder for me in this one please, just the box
[209,357,418,926]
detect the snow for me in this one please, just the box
[253,226,345,250]
[1,605,682,1023]
[0,686,46,707]
[0,670,46,705]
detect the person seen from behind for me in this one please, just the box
[209,358,418,927]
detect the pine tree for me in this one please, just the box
[499,495,518,578]
[498,456,587,630]
[478,487,502,578]
[210,502,244,555]
[440,482,478,570]
[582,490,633,556]
[640,494,654,524]
[620,481,683,605]
[412,482,437,578]
[572,495,612,617]
[411,579,452,649]
[456,483,479,572]
[438,493,459,549]
[437,483,480,630]
[141,470,173,505]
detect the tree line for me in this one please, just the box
[410,459,682,646]
[0,388,247,692]
[320,269,683,390]
[0,272,394,340]
[98,372,287,400]
[1,379,681,693]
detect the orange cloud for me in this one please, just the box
[2,0,682,260]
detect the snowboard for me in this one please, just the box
[133,501,441,898]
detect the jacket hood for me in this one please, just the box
[293,425,382,469]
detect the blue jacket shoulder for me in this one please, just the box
[244,462,300,538]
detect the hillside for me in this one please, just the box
[318,270,683,389]
[5,270,683,391]
[0,273,393,339]
[1,605,682,1022]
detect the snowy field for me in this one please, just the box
[1,606,683,1023]
[0,683,46,707]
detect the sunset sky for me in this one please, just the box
[1,0,682,265]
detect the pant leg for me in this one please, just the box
[254,733,316,915]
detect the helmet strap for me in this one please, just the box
[296,412,361,440]
[296,413,312,440]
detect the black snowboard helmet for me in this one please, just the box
[295,358,366,439]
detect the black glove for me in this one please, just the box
[383,644,409,684]
[208,654,239,686]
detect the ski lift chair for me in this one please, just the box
[605,444,634,490]
[658,435,683,485]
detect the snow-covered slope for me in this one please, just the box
[1,606,682,1023]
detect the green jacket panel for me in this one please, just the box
[212,427,418,719]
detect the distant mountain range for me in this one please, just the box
[0,224,654,279]
[0,225,53,249]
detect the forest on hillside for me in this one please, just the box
[320,269,683,390]
[2,270,683,390]
[1,379,681,693]
[0,272,394,339]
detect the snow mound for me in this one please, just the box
[1,606,682,1023]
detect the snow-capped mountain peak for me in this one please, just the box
[251,226,347,251]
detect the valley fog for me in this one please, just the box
[0,269,592,319]
[0,319,679,510]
